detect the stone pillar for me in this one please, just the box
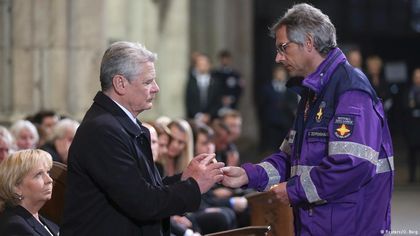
[0,0,12,121]
[10,0,35,120]
[67,0,105,119]
[152,0,190,120]
[1,0,105,122]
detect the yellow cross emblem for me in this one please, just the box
[336,124,350,136]
[316,108,323,122]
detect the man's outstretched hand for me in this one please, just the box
[182,153,225,193]
[220,166,249,188]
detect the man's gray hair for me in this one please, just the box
[100,41,157,91]
[270,3,337,56]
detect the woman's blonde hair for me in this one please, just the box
[168,119,194,174]
[0,149,52,212]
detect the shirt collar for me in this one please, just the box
[112,99,139,126]
[302,47,346,94]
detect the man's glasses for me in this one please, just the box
[276,41,292,55]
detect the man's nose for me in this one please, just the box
[275,52,285,63]
[153,81,160,93]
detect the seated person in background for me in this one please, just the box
[40,118,80,164]
[142,123,160,162]
[10,120,39,150]
[150,121,172,176]
[193,124,249,228]
[0,149,59,235]
[165,120,236,234]
[166,119,194,177]
[212,119,239,166]
[345,46,363,70]
[220,109,242,144]
[30,110,60,147]
[0,126,13,163]
[143,122,202,236]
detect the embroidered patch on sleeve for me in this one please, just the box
[333,115,354,139]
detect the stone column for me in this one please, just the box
[2,0,105,122]
[67,0,105,119]
[0,0,12,121]
[152,0,190,120]
[10,0,35,120]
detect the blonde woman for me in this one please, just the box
[166,119,194,176]
[0,149,58,235]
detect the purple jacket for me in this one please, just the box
[244,48,394,235]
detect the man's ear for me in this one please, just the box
[305,34,314,52]
[112,75,127,95]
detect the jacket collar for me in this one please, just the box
[302,47,347,94]
[93,91,143,137]
[10,205,57,236]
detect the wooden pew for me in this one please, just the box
[205,225,271,236]
[40,161,67,225]
[245,191,294,236]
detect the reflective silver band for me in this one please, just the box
[291,165,297,176]
[300,166,323,203]
[329,141,379,165]
[377,156,394,174]
[288,130,296,144]
[290,165,312,177]
[289,141,392,203]
[279,139,291,155]
[257,162,281,191]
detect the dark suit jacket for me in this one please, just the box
[185,71,223,119]
[0,205,59,236]
[61,91,201,236]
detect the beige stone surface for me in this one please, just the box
[12,48,34,116]
[12,0,32,48]
[66,49,102,120]
[43,48,68,113]
[33,0,50,47]
[152,0,190,120]
[68,0,105,48]
[0,1,5,47]
[49,0,68,48]
[105,0,129,41]
[0,1,12,117]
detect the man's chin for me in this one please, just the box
[145,102,153,109]
[286,69,297,77]
[288,70,306,78]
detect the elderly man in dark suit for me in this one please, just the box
[61,41,224,236]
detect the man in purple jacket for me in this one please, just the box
[222,3,394,236]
